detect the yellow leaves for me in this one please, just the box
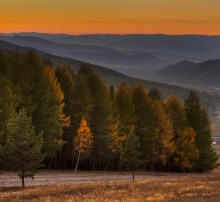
[110,121,125,154]
[44,65,70,128]
[44,66,64,102]
[152,100,175,164]
[74,118,93,154]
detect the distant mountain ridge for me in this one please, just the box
[0,39,209,98]
[157,59,220,86]
[1,39,220,136]
[0,35,168,78]
[8,33,220,58]
[2,33,220,80]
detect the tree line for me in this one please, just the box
[0,50,218,184]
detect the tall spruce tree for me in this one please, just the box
[6,51,68,165]
[148,100,175,170]
[165,95,199,171]
[79,64,112,169]
[0,51,12,78]
[116,83,135,139]
[72,70,92,132]
[3,109,44,188]
[55,66,76,169]
[0,75,20,146]
[120,129,142,181]
[131,84,154,168]
[184,91,218,172]
[148,88,162,101]
[43,66,70,161]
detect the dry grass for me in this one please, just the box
[0,146,219,202]
[0,168,220,202]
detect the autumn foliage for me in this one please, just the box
[0,50,218,174]
[74,118,93,172]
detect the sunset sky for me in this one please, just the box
[0,0,220,35]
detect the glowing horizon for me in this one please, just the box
[1,0,220,35]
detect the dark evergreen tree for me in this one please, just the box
[131,84,154,168]
[120,129,142,181]
[184,91,218,172]
[0,75,20,146]
[165,95,199,171]
[79,64,112,169]
[55,66,76,169]
[3,109,44,188]
[148,88,162,101]
[0,51,68,166]
[109,85,124,169]
[149,100,175,170]
[0,51,12,78]
[116,83,135,139]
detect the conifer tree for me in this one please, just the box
[72,72,92,132]
[147,100,175,170]
[44,66,70,159]
[79,64,112,168]
[116,83,135,139]
[120,129,142,181]
[6,51,68,164]
[74,118,93,173]
[0,75,19,146]
[131,84,154,168]
[110,121,125,156]
[184,91,218,172]
[165,95,199,171]
[8,51,58,159]
[55,66,76,169]
[0,51,12,78]
[3,109,44,188]
[148,88,162,101]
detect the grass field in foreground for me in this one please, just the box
[0,167,220,202]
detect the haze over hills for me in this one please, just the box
[0,35,168,78]
[157,59,220,87]
[0,39,192,94]
[1,38,220,135]
[7,33,220,58]
[0,39,217,99]
[0,39,219,102]
[1,33,220,81]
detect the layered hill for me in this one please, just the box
[8,33,220,60]
[1,39,220,135]
[0,39,217,101]
[2,33,220,80]
[157,59,220,86]
[0,35,168,78]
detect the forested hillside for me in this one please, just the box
[0,50,218,173]
[2,34,220,80]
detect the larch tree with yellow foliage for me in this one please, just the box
[43,66,70,164]
[165,95,199,171]
[74,118,93,173]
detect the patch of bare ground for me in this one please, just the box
[0,167,220,202]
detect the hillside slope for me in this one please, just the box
[0,35,168,77]
[157,59,220,86]
[1,40,220,135]
[10,33,220,60]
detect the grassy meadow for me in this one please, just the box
[0,167,220,202]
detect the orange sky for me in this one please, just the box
[0,0,220,35]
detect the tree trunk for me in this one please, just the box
[21,176,25,188]
[132,169,135,182]
[75,150,81,173]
